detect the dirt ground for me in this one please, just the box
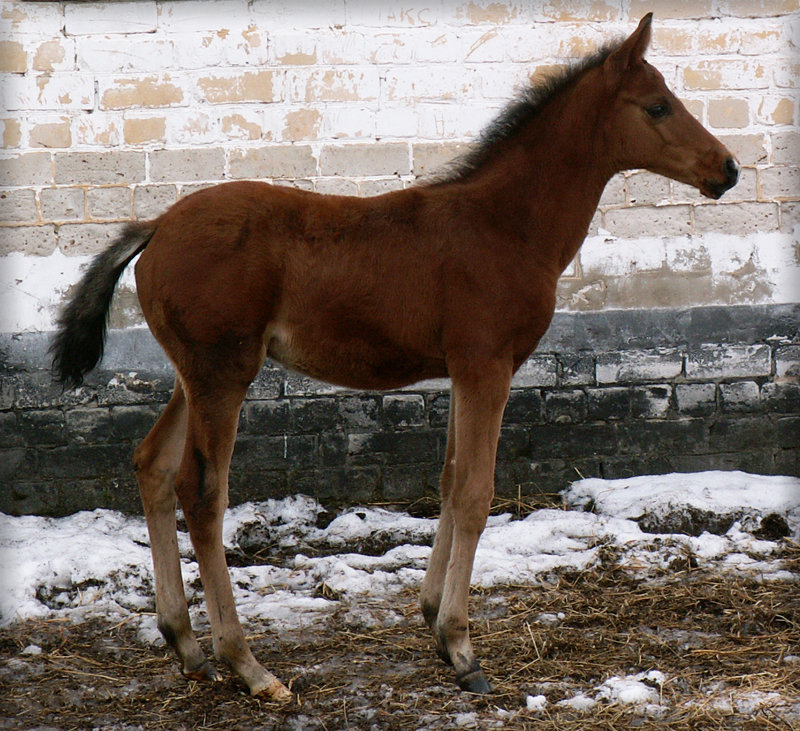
[1,536,798,731]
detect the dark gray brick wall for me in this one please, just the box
[1,303,798,517]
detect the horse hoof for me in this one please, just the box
[250,673,294,703]
[183,659,221,683]
[456,667,492,694]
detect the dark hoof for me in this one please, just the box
[183,659,221,683]
[456,667,492,694]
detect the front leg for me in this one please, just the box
[423,359,511,693]
[420,400,456,662]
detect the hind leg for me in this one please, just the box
[175,360,291,700]
[134,380,215,681]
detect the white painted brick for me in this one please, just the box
[251,0,346,30]
[65,1,158,36]
[462,29,507,63]
[73,112,123,148]
[4,73,94,112]
[98,73,188,110]
[157,1,250,33]
[2,0,796,324]
[287,68,379,103]
[172,27,272,69]
[580,236,666,277]
[475,65,533,101]
[685,59,771,90]
[76,35,175,73]
[665,237,712,274]
[270,32,319,66]
[773,61,800,89]
[447,1,529,26]
[219,108,266,141]
[384,65,480,102]
[410,29,463,64]
[345,3,439,28]
[262,106,322,142]
[224,25,271,66]
[366,32,415,65]
[32,38,75,73]
[169,32,227,69]
[375,107,419,138]
[166,110,218,146]
[1,1,64,36]
[320,31,369,66]
[416,102,498,139]
[321,106,376,140]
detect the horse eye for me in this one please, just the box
[646,103,671,119]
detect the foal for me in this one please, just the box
[52,14,738,698]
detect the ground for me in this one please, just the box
[2,539,798,730]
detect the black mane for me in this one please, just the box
[427,40,622,185]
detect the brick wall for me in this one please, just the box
[1,1,798,515]
[2,305,798,516]
[1,0,798,327]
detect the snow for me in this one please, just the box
[525,694,548,711]
[565,471,800,529]
[1,471,798,717]
[2,472,797,631]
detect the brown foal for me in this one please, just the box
[52,15,738,698]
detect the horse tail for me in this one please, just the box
[51,220,156,389]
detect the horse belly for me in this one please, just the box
[265,322,446,391]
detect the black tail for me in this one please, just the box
[50,221,156,389]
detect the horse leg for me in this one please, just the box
[134,379,215,681]
[433,361,511,693]
[175,375,291,701]
[420,398,456,663]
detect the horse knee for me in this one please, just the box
[450,493,491,534]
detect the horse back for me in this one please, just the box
[134,181,453,389]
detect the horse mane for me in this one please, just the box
[426,39,623,186]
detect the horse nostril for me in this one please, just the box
[724,156,739,184]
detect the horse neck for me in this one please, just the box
[470,70,615,273]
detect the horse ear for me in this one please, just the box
[604,13,653,81]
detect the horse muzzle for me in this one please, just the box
[703,156,740,200]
